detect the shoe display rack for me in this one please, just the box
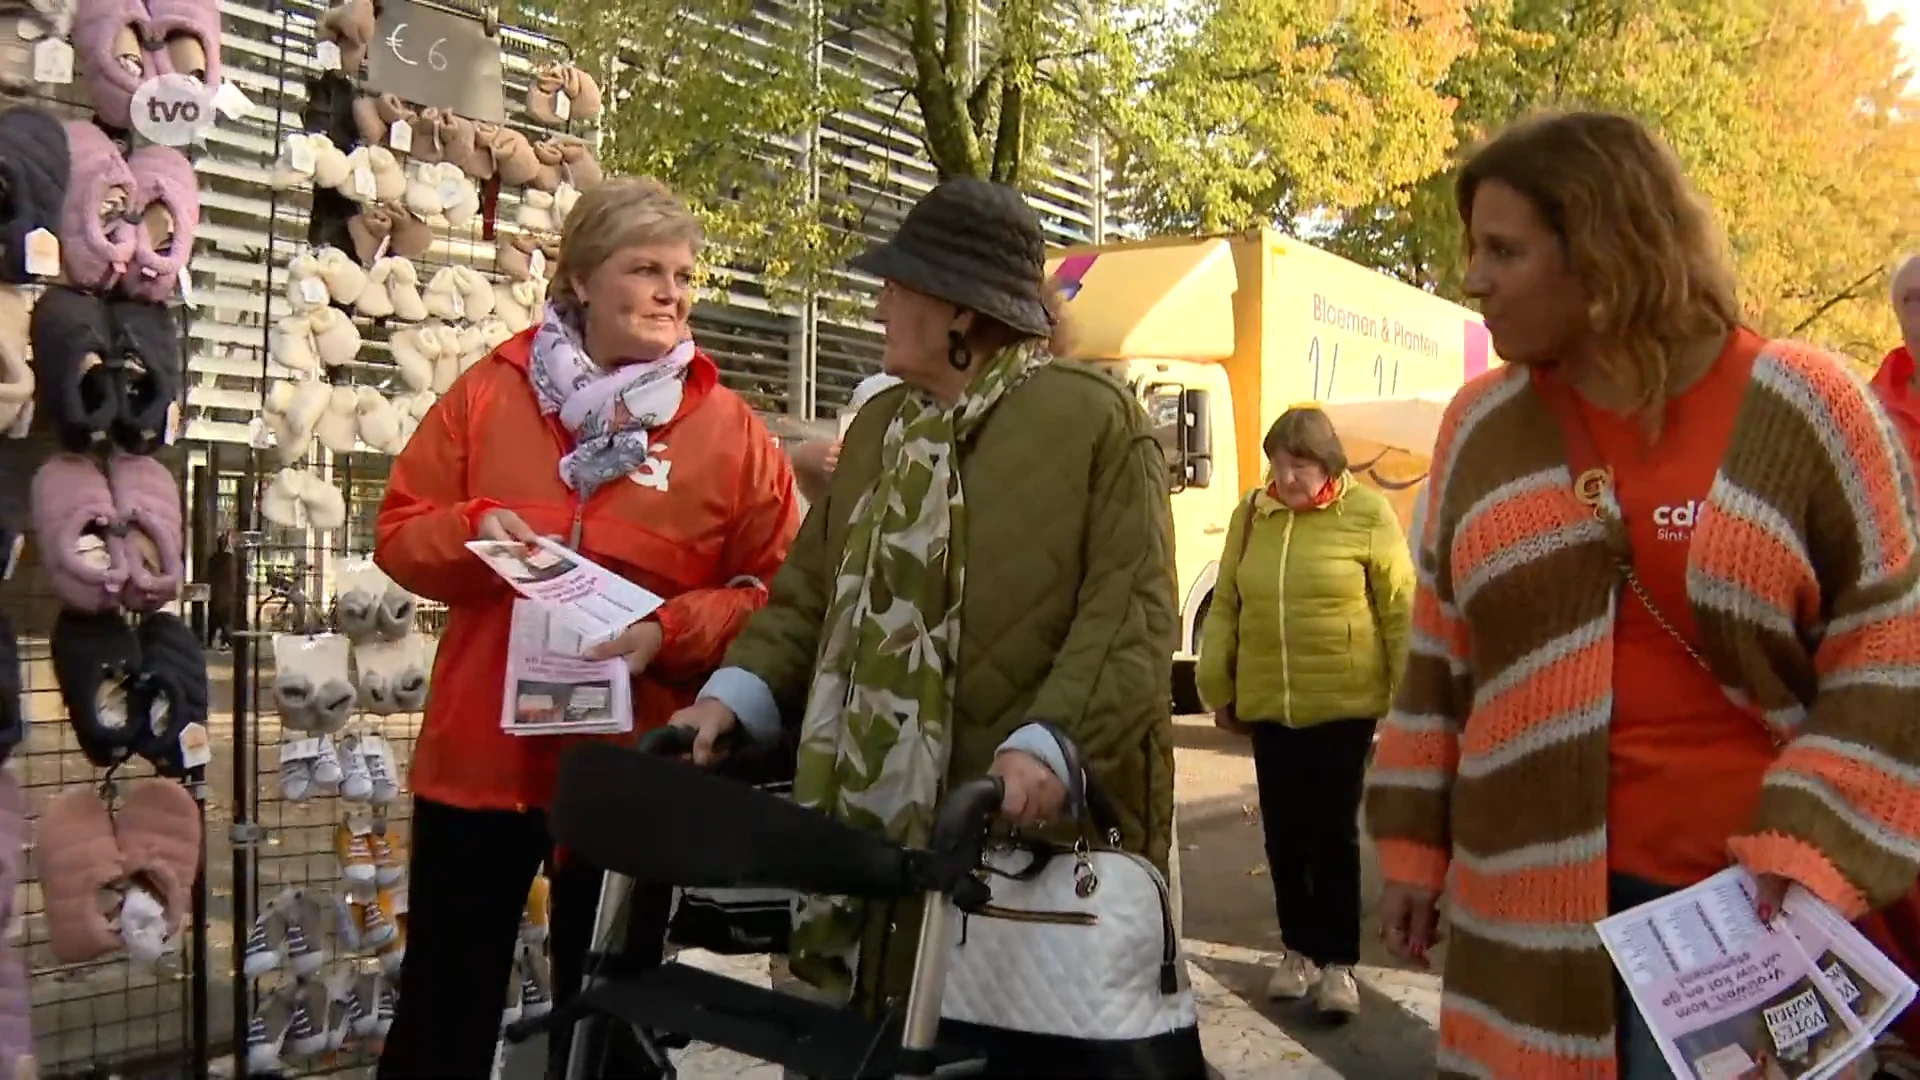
[225,2,587,1076]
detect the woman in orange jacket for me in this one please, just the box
[372,178,800,1078]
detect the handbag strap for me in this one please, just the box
[1032,720,1126,843]
[1235,490,1258,566]
[1530,370,1785,751]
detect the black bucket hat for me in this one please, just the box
[851,177,1052,339]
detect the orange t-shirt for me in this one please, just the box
[1570,328,1779,886]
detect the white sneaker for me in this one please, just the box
[363,734,400,806]
[1314,964,1360,1019]
[349,973,381,1038]
[324,970,356,1052]
[241,907,283,977]
[285,982,327,1057]
[312,734,344,786]
[1265,950,1320,1000]
[245,991,290,1075]
[337,735,374,802]
[279,753,314,801]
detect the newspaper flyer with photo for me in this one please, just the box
[1596,867,1871,1080]
[500,600,631,737]
[1776,886,1918,1040]
[466,536,664,647]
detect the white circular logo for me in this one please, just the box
[130,74,215,146]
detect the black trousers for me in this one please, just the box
[1248,717,1377,968]
[376,797,669,1079]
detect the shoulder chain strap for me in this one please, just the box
[1575,469,1785,751]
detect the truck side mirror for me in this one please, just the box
[1181,388,1213,489]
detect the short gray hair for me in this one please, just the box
[1892,254,1920,301]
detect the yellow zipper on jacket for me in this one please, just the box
[1275,511,1296,720]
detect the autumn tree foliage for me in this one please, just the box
[533,0,1917,360]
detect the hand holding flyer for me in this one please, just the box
[1597,867,1916,1080]
[466,537,661,738]
[465,536,664,648]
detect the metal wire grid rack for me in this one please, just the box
[226,3,581,1074]
[0,63,211,1080]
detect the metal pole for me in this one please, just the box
[232,8,295,1073]
[897,895,962,1079]
[564,871,636,1080]
[190,759,209,1080]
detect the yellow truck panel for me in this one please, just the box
[1047,227,1493,712]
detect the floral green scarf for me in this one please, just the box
[787,341,1049,999]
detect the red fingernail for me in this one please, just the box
[1757,904,1774,925]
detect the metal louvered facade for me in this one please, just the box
[185,0,1122,445]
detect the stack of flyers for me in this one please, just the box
[1598,867,1917,1079]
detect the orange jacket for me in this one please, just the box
[374,328,801,813]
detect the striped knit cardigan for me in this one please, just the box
[1365,338,1920,1079]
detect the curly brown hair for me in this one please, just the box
[1456,111,1740,420]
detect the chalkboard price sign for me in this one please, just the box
[365,0,506,123]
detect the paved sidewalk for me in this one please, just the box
[652,943,1441,1078]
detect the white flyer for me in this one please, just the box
[466,536,664,648]
[1597,867,1883,1080]
[1777,885,1918,1041]
[500,600,631,737]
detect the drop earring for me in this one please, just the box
[946,329,972,372]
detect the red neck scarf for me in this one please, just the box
[1268,475,1338,512]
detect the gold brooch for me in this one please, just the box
[1574,467,1612,508]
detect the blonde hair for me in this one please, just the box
[1456,111,1739,420]
[549,177,703,308]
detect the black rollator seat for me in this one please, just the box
[504,726,1005,1079]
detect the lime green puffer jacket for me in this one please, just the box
[1196,474,1414,726]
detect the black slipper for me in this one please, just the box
[52,608,142,769]
[0,614,22,767]
[105,297,182,455]
[128,612,207,778]
[303,72,361,154]
[0,107,69,284]
[30,286,116,452]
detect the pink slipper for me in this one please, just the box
[113,778,201,937]
[60,121,137,291]
[39,786,127,963]
[142,0,221,89]
[30,453,127,611]
[121,146,200,304]
[105,454,182,611]
[71,0,157,129]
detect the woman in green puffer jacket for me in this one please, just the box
[1196,405,1414,1022]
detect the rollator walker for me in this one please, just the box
[503,725,1015,1079]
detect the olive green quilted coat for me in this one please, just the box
[722,363,1179,1010]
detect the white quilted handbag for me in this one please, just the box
[935,723,1202,1074]
[940,839,1197,1041]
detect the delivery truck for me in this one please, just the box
[1045,228,1494,713]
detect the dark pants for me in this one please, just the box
[376,798,668,1079]
[1609,874,1677,1080]
[1249,717,1377,968]
[206,603,232,648]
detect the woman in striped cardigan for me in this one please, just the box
[1365,110,1920,1079]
